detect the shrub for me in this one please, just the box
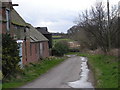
[52,40,69,56]
[69,48,80,52]
[2,34,20,79]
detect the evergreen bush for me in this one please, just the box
[52,40,69,56]
[2,34,20,79]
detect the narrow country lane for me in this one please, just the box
[21,56,94,88]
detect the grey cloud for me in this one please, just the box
[12,0,80,32]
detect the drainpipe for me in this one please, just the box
[24,28,27,62]
[24,37,27,62]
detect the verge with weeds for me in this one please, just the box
[2,57,66,88]
[79,53,118,88]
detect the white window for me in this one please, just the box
[6,9,10,31]
[14,25,18,29]
[40,43,43,57]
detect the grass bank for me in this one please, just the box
[2,57,66,88]
[79,53,118,88]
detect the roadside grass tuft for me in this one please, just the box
[79,53,118,88]
[2,57,66,88]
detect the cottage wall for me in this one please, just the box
[29,43,40,63]
[22,41,49,65]
[1,7,7,34]
[22,40,40,64]
[1,1,50,66]
[1,22,6,34]
[42,41,49,58]
[1,2,12,34]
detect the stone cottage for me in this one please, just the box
[0,0,49,67]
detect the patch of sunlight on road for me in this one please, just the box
[68,57,94,88]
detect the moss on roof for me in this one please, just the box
[26,23,48,42]
[11,9,26,27]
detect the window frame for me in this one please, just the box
[6,8,10,31]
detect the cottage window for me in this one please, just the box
[25,27,29,39]
[14,25,21,29]
[6,8,10,31]
[14,25,17,29]
[40,43,43,56]
[14,25,18,29]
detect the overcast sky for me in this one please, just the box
[12,0,119,33]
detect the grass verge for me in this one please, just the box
[78,53,118,88]
[2,57,66,88]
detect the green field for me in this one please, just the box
[53,38,73,46]
[79,53,118,88]
[52,35,62,38]
[2,57,66,88]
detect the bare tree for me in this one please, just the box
[68,2,119,52]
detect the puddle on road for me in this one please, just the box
[67,57,94,88]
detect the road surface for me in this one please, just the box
[21,55,94,88]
